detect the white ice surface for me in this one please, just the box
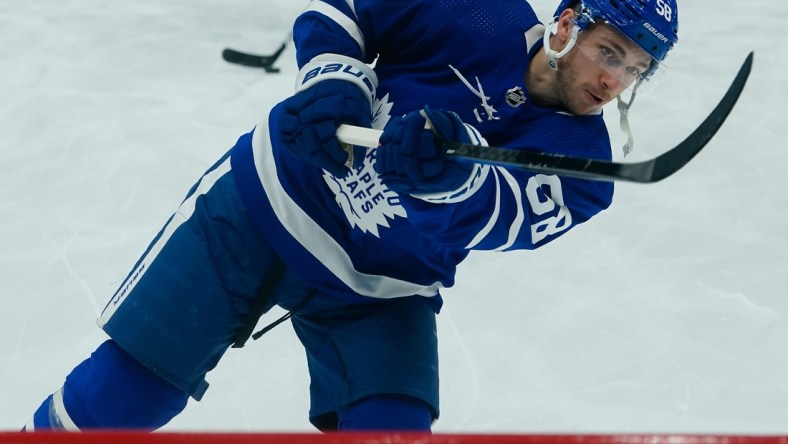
[1,0,787,434]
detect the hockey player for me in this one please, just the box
[27,0,678,432]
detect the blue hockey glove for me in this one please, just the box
[375,107,474,195]
[279,79,372,177]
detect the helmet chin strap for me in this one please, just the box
[542,19,579,71]
[616,79,643,157]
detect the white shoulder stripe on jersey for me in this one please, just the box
[252,124,443,299]
[525,24,545,54]
[307,1,366,58]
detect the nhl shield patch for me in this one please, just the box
[505,86,526,108]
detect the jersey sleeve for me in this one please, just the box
[292,0,455,68]
[292,0,383,66]
[398,168,614,251]
[293,1,366,66]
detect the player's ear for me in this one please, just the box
[554,8,577,47]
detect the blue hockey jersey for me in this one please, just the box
[230,0,614,307]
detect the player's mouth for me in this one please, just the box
[586,90,605,106]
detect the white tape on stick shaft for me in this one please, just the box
[336,124,382,148]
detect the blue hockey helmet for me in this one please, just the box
[553,0,679,63]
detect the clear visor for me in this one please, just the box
[572,25,668,94]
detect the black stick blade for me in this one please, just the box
[222,42,287,73]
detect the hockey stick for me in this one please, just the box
[337,52,753,184]
[222,33,291,73]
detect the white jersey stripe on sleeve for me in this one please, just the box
[308,1,366,58]
[493,167,526,251]
[52,387,80,431]
[465,170,502,249]
[343,0,358,19]
[464,166,526,251]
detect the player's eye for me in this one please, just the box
[625,66,643,78]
